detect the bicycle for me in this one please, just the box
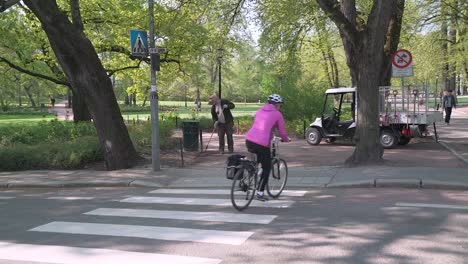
[229,136,288,211]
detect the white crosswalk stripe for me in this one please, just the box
[0,241,221,264]
[120,196,295,208]
[396,202,468,210]
[47,196,95,200]
[149,188,308,197]
[85,208,277,224]
[30,221,254,245]
[0,196,14,199]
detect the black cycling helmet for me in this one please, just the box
[267,94,284,104]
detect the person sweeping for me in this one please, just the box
[208,94,235,154]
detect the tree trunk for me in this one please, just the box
[346,44,384,165]
[24,0,139,170]
[329,47,340,87]
[24,85,36,107]
[317,0,400,166]
[68,0,91,122]
[71,88,92,122]
[441,3,450,91]
[339,0,359,87]
[380,0,405,86]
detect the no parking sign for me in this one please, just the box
[392,49,413,77]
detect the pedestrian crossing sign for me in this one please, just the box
[130,29,148,57]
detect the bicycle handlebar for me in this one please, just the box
[272,136,291,143]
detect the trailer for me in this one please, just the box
[305,86,443,148]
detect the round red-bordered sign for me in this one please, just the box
[392,49,412,69]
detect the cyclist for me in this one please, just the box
[245,94,290,201]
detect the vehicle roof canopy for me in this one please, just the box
[325,87,356,94]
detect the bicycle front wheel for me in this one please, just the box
[267,158,288,198]
[230,167,256,211]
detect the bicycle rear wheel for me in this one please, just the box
[267,158,288,198]
[231,167,256,211]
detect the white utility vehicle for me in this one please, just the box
[305,86,443,148]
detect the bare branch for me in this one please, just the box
[0,56,70,86]
[316,0,359,45]
[228,0,245,30]
[106,61,143,77]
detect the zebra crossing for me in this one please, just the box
[1,187,307,263]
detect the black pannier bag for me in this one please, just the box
[226,154,246,180]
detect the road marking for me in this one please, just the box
[0,241,221,264]
[30,221,253,245]
[84,208,277,224]
[120,196,295,208]
[396,202,468,210]
[0,196,14,199]
[47,196,95,200]
[150,189,308,197]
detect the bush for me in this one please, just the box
[48,136,102,168]
[128,119,177,154]
[0,120,97,147]
[0,136,102,171]
[0,107,50,114]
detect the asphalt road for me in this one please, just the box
[1,187,468,263]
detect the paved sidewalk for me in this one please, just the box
[1,108,467,190]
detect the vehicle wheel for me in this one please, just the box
[398,136,411,145]
[267,158,288,198]
[380,130,397,149]
[325,137,336,143]
[306,127,322,145]
[230,167,256,211]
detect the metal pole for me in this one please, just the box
[218,57,222,99]
[149,0,160,171]
[435,76,438,109]
[401,77,405,111]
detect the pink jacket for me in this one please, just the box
[245,104,289,147]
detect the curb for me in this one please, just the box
[326,180,374,188]
[1,181,132,188]
[326,178,468,190]
[422,180,468,190]
[128,180,163,187]
[439,141,468,165]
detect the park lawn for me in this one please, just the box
[122,101,261,120]
[0,114,56,127]
[0,101,261,127]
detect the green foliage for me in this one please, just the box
[0,120,97,146]
[128,119,178,154]
[235,116,254,134]
[0,120,101,171]
[0,137,102,171]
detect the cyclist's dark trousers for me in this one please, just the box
[245,140,270,192]
[218,122,234,152]
[445,107,453,124]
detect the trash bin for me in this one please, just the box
[182,120,199,151]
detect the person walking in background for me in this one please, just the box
[209,94,235,154]
[443,90,457,125]
[49,96,56,108]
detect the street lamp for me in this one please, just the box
[217,48,224,99]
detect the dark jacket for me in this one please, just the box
[443,95,457,109]
[211,99,235,124]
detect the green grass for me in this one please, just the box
[121,101,261,120]
[0,101,261,128]
[0,114,57,127]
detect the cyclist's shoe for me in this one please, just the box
[255,193,269,202]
